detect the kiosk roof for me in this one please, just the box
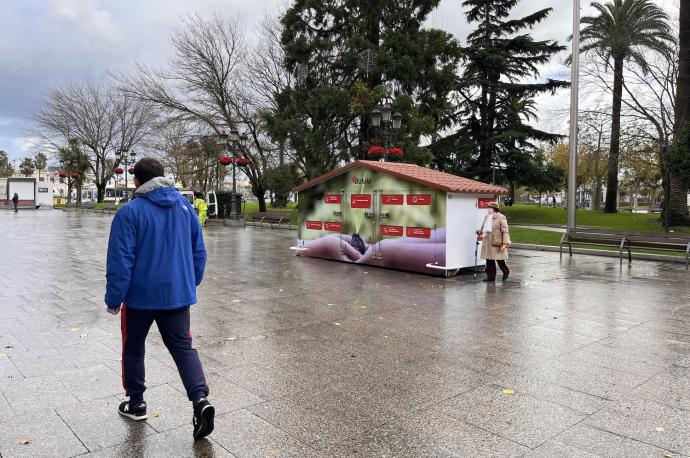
[292,160,507,195]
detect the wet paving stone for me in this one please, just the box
[2,210,690,456]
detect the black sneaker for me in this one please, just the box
[118,400,147,421]
[193,398,215,440]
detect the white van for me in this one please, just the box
[179,190,217,217]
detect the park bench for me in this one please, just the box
[560,228,690,269]
[81,202,97,214]
[98,203,118,215]
[243,212,292,230]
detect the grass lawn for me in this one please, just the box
[241,201,298,225]
[510,227,563,246]
[511,227,685,257]
[502,204,690,234]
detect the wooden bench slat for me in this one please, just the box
[560,229,689,269]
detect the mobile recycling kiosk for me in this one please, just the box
[291,160,507,277]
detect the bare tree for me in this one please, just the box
[31,82,155,202]
[243,13,295,168]
[115,13,283,210]
[579,108,611,210]
[582,45,677,148]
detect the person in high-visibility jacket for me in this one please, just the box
[193,193,208,226]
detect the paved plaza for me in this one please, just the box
[1,210,690,457]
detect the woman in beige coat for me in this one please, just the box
[478,202,511,282]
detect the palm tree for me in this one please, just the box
[670,0,690,224]
[580,0,674,212]
[34,152,47,179]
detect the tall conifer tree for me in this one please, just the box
[439,0,567,185]
[272,0,461,178]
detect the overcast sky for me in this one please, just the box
[0,0,678,163]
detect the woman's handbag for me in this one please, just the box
[481,215,504,247]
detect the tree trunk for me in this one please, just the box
[593,173,603,211]
[67,178,73,205]
[648,186,658,214]
[604,57,624,213]
[669,176,689,224]
[96,182,106,203]
[670,0,690,224]
[255,188,267,212]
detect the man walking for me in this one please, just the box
[12,192,18,212]
[105,158,214,440]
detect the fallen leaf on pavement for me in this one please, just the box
[656,426,665,432]
[151,412,160,418]
[19,439,31,445]
[68,327,80,332]
[502,389,515,395]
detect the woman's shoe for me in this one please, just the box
[502,273,510,281]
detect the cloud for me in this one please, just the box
[0,0,679,160]
[48,0,120,53]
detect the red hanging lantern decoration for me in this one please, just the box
[218,156,233,165]
[70,171,80,178]
[387,147,404,161]
[114,167,124,174]
[58,170,68,178]
[367,145,385,160]
[235,157,250,166]
[128,167,135,174]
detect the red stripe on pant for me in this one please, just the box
[120,305,127,393]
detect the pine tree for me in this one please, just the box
[441,0,568,184]
[274,0,461,178]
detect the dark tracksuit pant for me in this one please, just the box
[121,305,208,404]
[485,259,509,280]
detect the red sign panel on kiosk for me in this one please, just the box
[324,221,342,232]
[406,227,431,239]
[381,225,404,237]
[324,194,341,204]
[351,194,372,208]
[477,198,496,209]
[406,194,432,205]
[381,194,404,205]
[306,221,323,230]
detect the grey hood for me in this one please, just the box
[134,177,176,196]
[133,177,180,208]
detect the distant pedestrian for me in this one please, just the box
[478,201,511,282]
[11,193,18,212]
[552,196,557,207]
[193,192,208,226]
[105,158,214,441]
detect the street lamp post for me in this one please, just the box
[121,150,137,201]
[217,128,248,220]
[368,105,402,161]
[60,159,76,205]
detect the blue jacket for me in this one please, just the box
[105,178,207,310]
